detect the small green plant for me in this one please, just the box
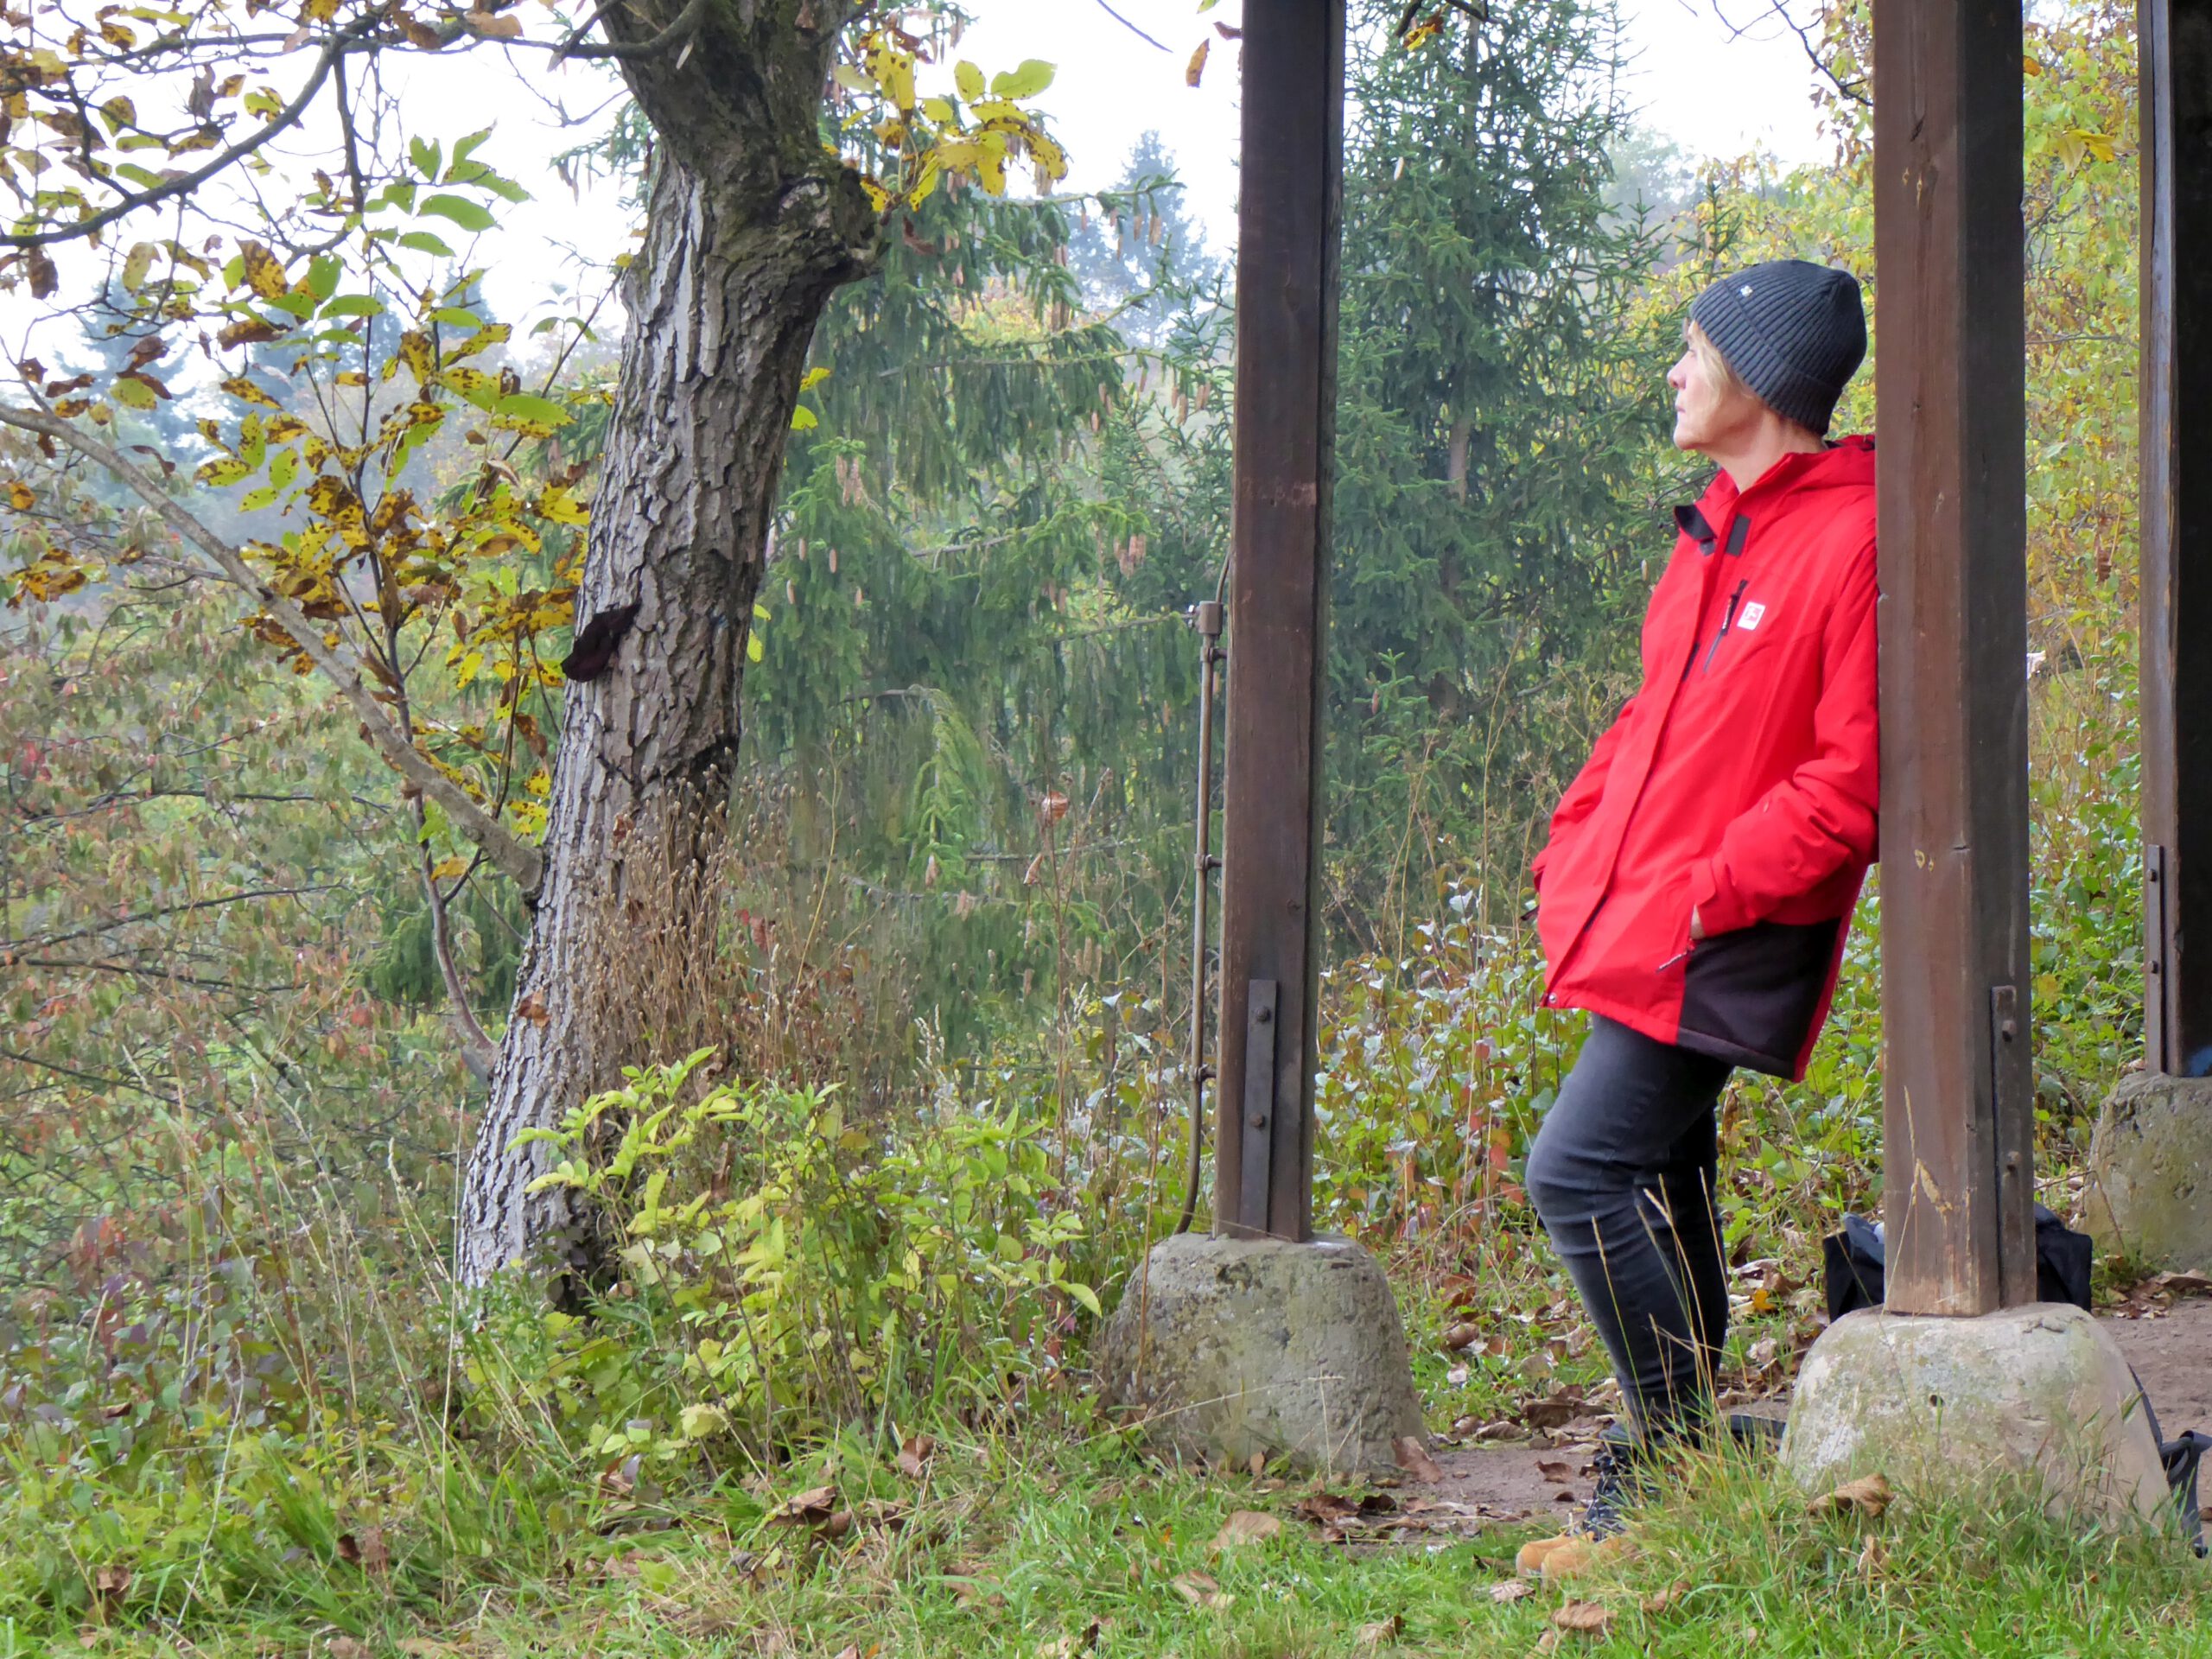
[510,1050,1100,1461]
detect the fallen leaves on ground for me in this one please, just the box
[1490,1579,1535,1603]
[1210,1509,1282,1550]
[1355,1613,1403,1648]
[1811,1472,1893,1518]
[1551,1601,1615,1636]
[1036,1618,1101,1656]
[336,1525,390,1576]
[1393,1435,1444,1484]
[767,1484,839,1526]
[1171,1570,1235,1609]
[897,1434,936,1480]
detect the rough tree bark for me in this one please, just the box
[456,0,878,1285]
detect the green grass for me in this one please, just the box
[12,1427,2207,1658]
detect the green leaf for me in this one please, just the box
[323,295,385,319]
[239,484,278,512]
[448,126,494,174]
[110,376,156,410]
[419,194,497,232]
[790,405,818,431]
[954,60,985,101]
[990,60,1054,99]
[430,308,482,329]
[410,136,443,180]
[120,242,156,292]
[305,254,340,302]
[397,231,457,258]
[493,392,570,429]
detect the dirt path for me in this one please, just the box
[1419,1298,2212,1522]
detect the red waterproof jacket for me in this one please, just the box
[1531,436,1878,1080]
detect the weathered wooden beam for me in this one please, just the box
[1213,1,1345,1242]
[2141,0,2212,1081]
[1872,0,2037,1313]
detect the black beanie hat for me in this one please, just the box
[1688,259,1867,436]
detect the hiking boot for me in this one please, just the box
[1578,1428,1638,1539]
[1726,1411,1784,1454]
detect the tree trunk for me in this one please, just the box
[456,44,876,1284]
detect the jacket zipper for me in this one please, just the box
[1701,579,1750,674]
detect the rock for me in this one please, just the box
[2083,1071,2212,1271]
[1093,1232,1426,1478]
[1781,1304,2171,1530]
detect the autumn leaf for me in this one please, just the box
[766,1484,839,1526]
[238,239,288,299]
[1185,38,1210,87]
[896,1433,935,1479]
[1170,1570,1233,1610]
[1552,1601,1615,1637]
[1208,1509,1281,1550]
[335,1524,390,1576]
[221,377,283,410]
[1354,1615,1402,1649]
[1810,1472,1892,1518]
[1392,1435,1442,1484]
[1490,1579,1535,1603]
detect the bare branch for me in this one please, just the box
[551,0,708,64]
[1090,0,1170,51]
[1704,0,1868,108]
[0,403,546,896]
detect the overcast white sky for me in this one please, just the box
[5,1,1834,363]
[465,0,1834,315]
[951,0,1830,245]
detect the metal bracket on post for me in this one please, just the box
[1990,983,2034,1305]
[2147,842,2171,1074]
[1239,980,1279,1235]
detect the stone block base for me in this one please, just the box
[1093,1233,1426,1478]
[1781,1304,2170,1528]
[2084,1070,2212,1271]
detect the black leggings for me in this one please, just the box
[1524,1014,1734,1440]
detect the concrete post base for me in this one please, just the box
[1092,1232,1427,1478]
[1781,1304,2170,1528]
[2083,1070,2212,1272]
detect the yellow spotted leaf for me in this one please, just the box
[221,377,282,410]
[238,239,287,299]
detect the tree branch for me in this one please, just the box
[1,16,382,251]
[416,808,497,1082]
[0,404,545,896]
[550,0,708,64]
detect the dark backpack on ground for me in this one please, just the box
[1819,1207,2206,1553]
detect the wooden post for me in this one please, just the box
[1213,1,1345,1242]
[2141,0,2212,1082]
[1872,0,2037,1313]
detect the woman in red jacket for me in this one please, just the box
[1525,259,1875,1526]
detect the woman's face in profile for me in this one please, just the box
[1667,327,1763,456]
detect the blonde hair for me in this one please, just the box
[1686,320,1752,402]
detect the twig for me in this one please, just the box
[1091,0,1170,51]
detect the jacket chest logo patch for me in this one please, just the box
[1738,601,1768,632]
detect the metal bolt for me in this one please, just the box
[2000,1018,2018,1039]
